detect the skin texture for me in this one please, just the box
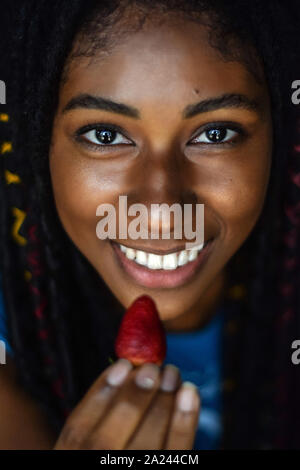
[54,360,200,450]
[0,13,273,449]
[50,17,272,332]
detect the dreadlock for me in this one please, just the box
[0,0,299,448]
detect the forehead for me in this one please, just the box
[59,18,268,110]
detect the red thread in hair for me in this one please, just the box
[25,210,68,417]
[34,297,47,319]
[27,250,43,276]
[28,224,38,242]
[28,284,39,296]
[52,378,65,399]
[283,257,297,270]
[283,229,297,249]
[290,171,300,188]
[279,283,294,297]
[293,144,300,153]
[285,203,300,226]
[38,329,49,340]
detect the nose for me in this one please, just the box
[127,147,197,237]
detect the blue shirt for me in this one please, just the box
[163,307,224,450]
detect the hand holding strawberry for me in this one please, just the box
[55,295,200,450]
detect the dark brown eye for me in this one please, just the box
[80,127,132,146]
[95,129,117,144]
[190,126,238,144]
[206,128,227,142]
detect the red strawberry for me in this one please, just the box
[114,295,166,366]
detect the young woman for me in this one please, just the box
[0,0,299,449]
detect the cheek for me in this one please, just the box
[49,140,121,250]
[192,136,272,245]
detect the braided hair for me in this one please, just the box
[0,0,299,448]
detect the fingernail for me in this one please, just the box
[160,364,180,392]
[135,363,160,389]
[106,358,133,387]
[176,382,200,412]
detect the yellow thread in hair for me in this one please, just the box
[5,170,21,184]
[12,207,27,246]
[24,270,32,282]
[1,141,12,154]
[0,114,9,122]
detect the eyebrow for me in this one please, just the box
[63,92,260,119]
[63,94,140,118]
[183,93,260,118]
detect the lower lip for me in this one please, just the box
[111,240,214,289]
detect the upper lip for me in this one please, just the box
[111,238,213,255]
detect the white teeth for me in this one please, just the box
[118,241,208,271]
[125,247,135,260]
[135,250,148,266]
[163,253,178,270]
[177,250,188,266]
[147,253,162,270]
[188,249,198,262]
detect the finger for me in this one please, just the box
[164,382,201,450]
[55,359,133,449]
[87,363,161,450]
[126,365,181,450]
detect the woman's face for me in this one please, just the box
[50,16,272,330]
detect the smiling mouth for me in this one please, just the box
[117,241,209,270]
[111,239,214,289]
